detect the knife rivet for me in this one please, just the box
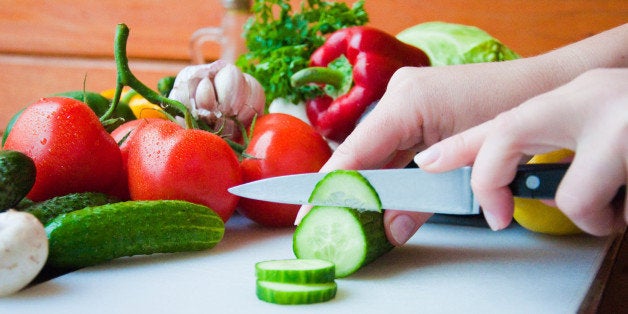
[525,175,541,190]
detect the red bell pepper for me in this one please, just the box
[291,26,430,142]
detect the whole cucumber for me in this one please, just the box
[0,150,36,211]
[45,200,225,268]
[21,192,120,225]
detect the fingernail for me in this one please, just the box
[390,214,418,245]
[294,211,304,226]
[294,205,311,225]
[482,210,503,231]
[414,146,439,167]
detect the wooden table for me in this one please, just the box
[1,0,626,128]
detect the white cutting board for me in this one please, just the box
[0,214,612,314]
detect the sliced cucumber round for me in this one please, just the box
[256,280,337,305]
[308,170,382,212]
[256,259,335,284]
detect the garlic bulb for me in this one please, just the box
[168,61,266,139]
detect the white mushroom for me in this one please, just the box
[0,210,48,296]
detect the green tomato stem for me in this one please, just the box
[223,137,245,158]
[100,81,124,122]
[119,89,138,104]
[113,23,196,129]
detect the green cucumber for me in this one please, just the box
[294,169,393,278]
[45,200,224,268]
[308,170,382,212]
[14,197,35,209]
[294,206,393,278]
[256,281,337,305]
[256,259,335,284]
[21,192,120,225]
[0,150,36,211]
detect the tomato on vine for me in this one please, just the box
[109,118,162,200]
[238,113,332,227]
[108,24,245,222]
[126,119,242,222]
[3,97,124,201]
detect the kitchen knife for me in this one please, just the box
[228,163,570,215]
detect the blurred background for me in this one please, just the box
[1,0,626,129]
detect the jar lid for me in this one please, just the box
[222,0,251,10]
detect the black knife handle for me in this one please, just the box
[509,163,570,199]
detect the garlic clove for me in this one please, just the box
[169,60,228,107]
[213,63,248,117]
[237,73,266,125]
[194,76,218,119]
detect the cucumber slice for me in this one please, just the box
[256,259,335,284]
[293,206,393,278]
[309,170,382,212]
[295,169,392,278]
[256,280,337,305]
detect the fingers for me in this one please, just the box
[321,96,424,172]
[294,204,313,225]
[413,118,521,230]
[414,121,491,171]
[549,69,628,235]
[296,69,429,226]
[416,68,628,234]
[384,210,433,246]
[295,98,424,225]
[553,93,627,235]
[468,110,541,230]
[557,148,625,236]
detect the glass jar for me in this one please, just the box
[190,0,251,64]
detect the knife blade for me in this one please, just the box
[228,163,570,215]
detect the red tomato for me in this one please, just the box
[126,119,242,222]
[109,118,161,200]
[3,97,123,201]
[238,113,332,227]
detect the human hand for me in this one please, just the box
[295,59,558,245]
[414,68,628,236]
[295,24,627,244]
